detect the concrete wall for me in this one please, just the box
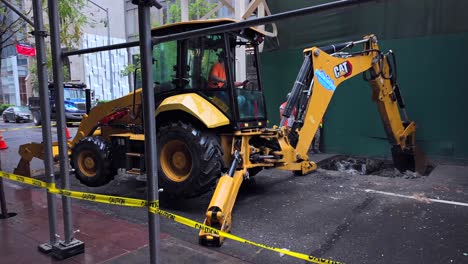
[81,33,129,101]
[260,32,468,160]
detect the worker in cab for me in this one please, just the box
[279,93,296,127]
[209,51,248,88]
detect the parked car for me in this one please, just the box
[2,106,32,123]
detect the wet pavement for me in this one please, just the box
[0,183,246,264]
[0,122,467,263]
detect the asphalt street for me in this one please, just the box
[0,121,467,264]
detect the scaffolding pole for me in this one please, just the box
[136,2,161,263]
[31,0,60,254]
[47,0,84,259]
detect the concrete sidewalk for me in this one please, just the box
[0,181,248,264]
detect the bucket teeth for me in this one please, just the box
[391,145,428,175]
[414,146,428,175]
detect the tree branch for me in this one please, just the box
[0,21,25,46]
[0,16,23,35]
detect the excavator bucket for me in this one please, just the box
[414,145,428,175]
[391,145,428,175]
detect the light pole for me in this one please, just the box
[88,0,114,99]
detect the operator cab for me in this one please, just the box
[151,19,267,129]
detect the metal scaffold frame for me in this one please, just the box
[0,0,376,263]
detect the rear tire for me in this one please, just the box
[158,121,224,198]
[71,137,117,187]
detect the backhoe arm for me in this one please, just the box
[287,35,424,173]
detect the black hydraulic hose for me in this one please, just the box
[388,50,398,84]
[393,83,406,109]
[280,54,312,127]
[386,51,408,120]
[228,151,241,177]
[319,41,354,53]
[383,51,405,109]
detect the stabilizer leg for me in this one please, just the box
[199,152,245,247]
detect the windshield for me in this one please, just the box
[14,106,30,112]
[235,42,265,121]
[64,88,86,100]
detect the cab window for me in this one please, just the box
[153,41,177,92]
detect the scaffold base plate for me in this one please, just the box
[51,239,85,260]
[38,243,53,254]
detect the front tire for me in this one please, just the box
[158,122,224,198]
[71,137,117,187]
[3,116,8,123]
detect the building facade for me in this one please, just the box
[0,0,29,106]
[69,0,130,101]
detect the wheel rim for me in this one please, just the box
[77,150,97,177]
[160,139,192,182]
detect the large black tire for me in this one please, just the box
[3,116,9,123]
[33,112,41,126]
[71,137,117,187]
[158,121,224,198]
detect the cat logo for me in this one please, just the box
[333,61,352,78]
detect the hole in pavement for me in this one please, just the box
[320,156,434,177]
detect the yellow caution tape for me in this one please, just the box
[0,170,342,264]
[149,206,341,264]
[0,171,50,188]
[0,122,81,132]
[47,188,159,208]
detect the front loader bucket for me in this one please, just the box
[391,145,428,175]
[13,142,46,177]
[13,158,31,177]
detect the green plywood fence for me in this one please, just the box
[260,33,468,160]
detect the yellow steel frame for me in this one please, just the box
[15,90,230,177]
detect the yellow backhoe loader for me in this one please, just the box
[14,19,425,246]
[197,32,427,246]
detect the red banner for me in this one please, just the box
[16,43,36,57]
